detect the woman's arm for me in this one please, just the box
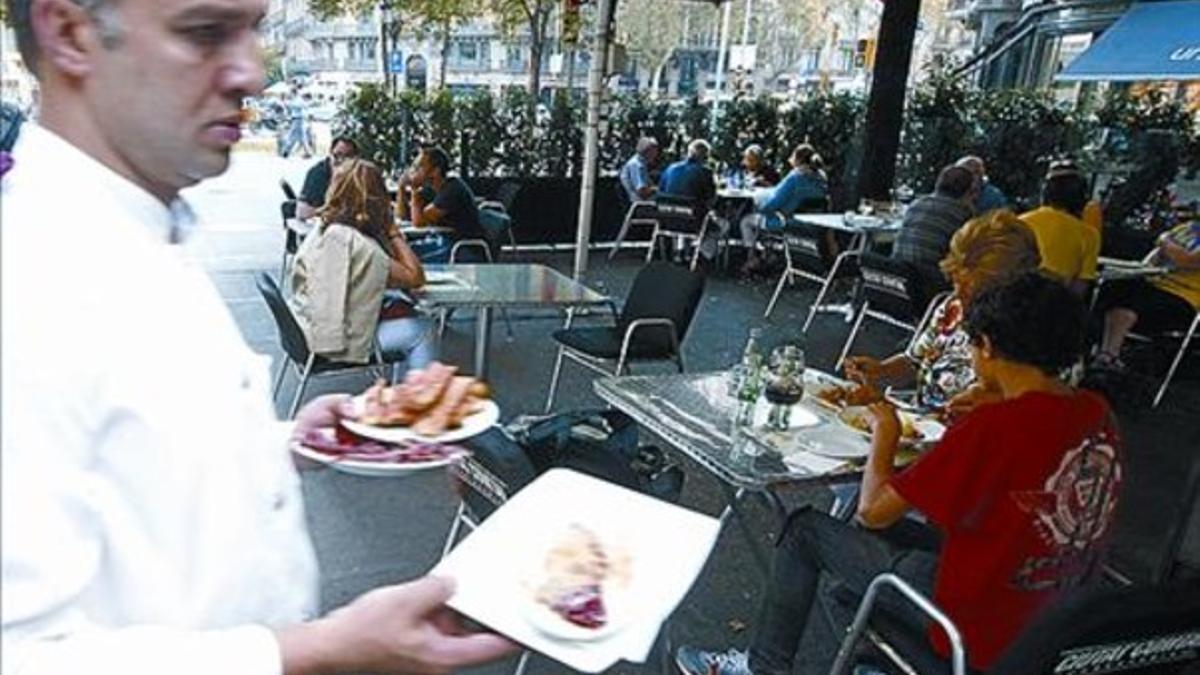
[383,228,426,289]
[1160,237,1200,269]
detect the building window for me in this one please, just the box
[802,49,819,73]
[458,40,478,61]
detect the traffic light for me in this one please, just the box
[855,39,877,70]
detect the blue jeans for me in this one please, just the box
[748,508,939,675]
[377,317,436,379]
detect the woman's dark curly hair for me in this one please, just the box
[962,272,1086,375]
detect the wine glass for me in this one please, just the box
[764,345,806,430]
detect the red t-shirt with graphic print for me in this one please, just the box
[890,390,1122,670]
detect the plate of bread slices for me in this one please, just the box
[340,362,500,444]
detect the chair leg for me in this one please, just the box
[544,347,567,413]
[836,302,869,372]
[675,352,686,373]
[438,308,448,337]
[441,501,467,561]
[288,356,315,419]
[1152,314,1198,409]
[764,267,791,319]
[645,228,659,263]
[500,308,515,341]
[513,650,531,675]
[271,356,289,402]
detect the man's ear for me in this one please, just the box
[978,335,995,360]
[32,0,104,79]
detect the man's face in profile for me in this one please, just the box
[82,0,268,194]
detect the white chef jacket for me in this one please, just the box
[1,124,319,675]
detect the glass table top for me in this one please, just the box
[595,371,874,490]
[412,264,613,309]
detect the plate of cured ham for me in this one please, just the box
[341,362,500,444]
[291,426,469,477]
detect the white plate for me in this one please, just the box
[423,270,470,287]
[342,398,500,445]
[837,406,946,446]
[290,430,463,478]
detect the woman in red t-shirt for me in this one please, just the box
[676,273,1122,675]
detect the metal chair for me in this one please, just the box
[646,194,712,271]
[835,254,932,371]
[609,199,659,261]
[255,273,396,418]
[829,574,1200,675]
[763,217,862,333]
[478,183,520,256]
[1135,310,1199,409]
[436,241,514,340]
[544,262,706,413]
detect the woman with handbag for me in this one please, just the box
[290,159,435,379]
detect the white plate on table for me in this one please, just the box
[341,398,500,445]
[836,406,945,446]
[290,429,465,478]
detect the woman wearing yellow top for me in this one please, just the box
[1019,168,1101,296]
[1092,220,1200,371]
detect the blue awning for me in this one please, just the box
[1058,0,1200,81]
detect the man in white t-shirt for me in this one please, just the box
[0,1,513,674]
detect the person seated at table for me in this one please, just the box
[738,144,780,188]
[291,159,435,376]
[845,210,1041,413]
[739,144,829,275]
[676,272,1122,675]
[956,155,1007,215]
[296,135,358,220]
[619,136,659,203]
[1091,219,1200,372]
[1019,165,1100,297]
[397,145,484,261]
[892,164,976,286]
[659,139,716,205]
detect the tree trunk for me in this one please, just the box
[439,21,450,89]
[528,14,544,100]
[856,0,920,202]
[650,50,674,99]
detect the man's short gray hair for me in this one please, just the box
[7,0,124,76]
[956,155,986,177]
[636,136,658,156]
[744,144,764,159]
[687,139,711,161]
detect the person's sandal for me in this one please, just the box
[1090,351,1127,373]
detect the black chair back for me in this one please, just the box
[280,178,298,201]
[494,181,521,211]
[280,201,300,254]
[795,195,831,214]
[619,261,706,354]
[990,581,1200,675]
[780,225,831,277]
[859,252,921,325]
[255,272,311,367]
[654,193,705,235]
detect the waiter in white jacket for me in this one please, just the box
[0,1,514,674]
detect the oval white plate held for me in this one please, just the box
[341,398,500,445]
[290,430,463,478]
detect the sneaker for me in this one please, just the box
[675,646,753,675]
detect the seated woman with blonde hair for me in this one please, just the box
[290,158,434,378]
[844,210,1042,415]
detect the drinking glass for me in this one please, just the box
[764,345,805,430]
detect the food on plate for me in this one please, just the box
[842,408,926,441]
[815,382,881,408]
[355,362,490,437]
[533,524,630,630]
[300,427,467,464]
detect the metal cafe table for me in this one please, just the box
[595,370,879,575]
[409,264,613,379]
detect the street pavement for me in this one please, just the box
[181,150,1199,675]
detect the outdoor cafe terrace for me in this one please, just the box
[184,184,1200,673]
